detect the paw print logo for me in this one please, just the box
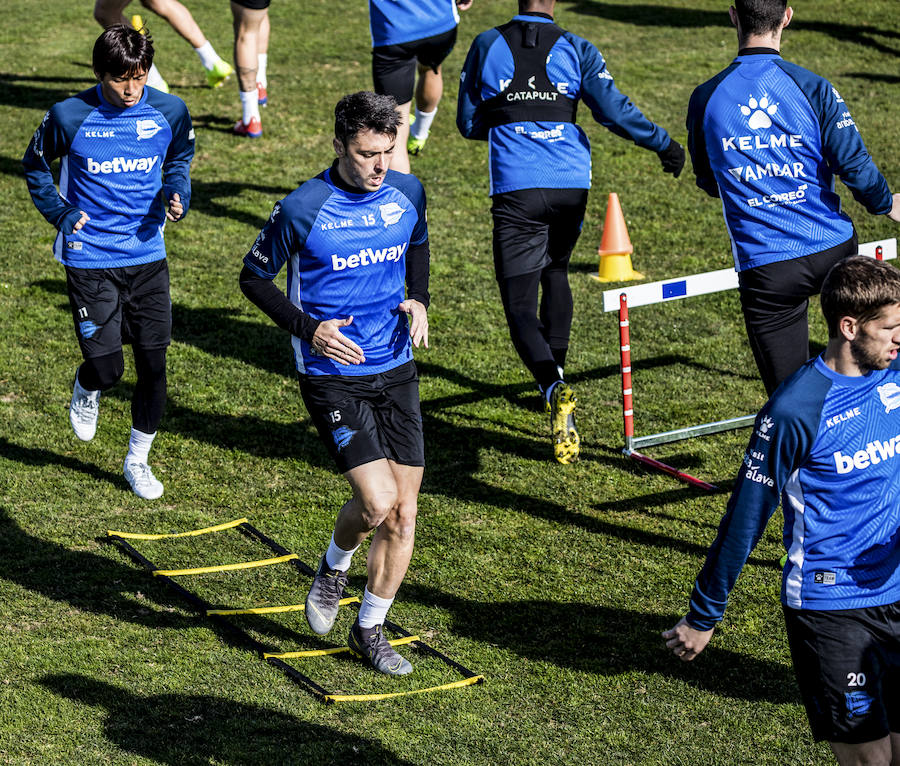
[740,94,778,130]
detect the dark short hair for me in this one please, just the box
[820,255,900,337]
[734,0,787,37]
[334,91,400,146]
[93,25,154,79]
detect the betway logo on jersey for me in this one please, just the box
[86,155,159,174]
[331,242,407,271]
[833,435,900,474]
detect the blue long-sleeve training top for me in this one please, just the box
[22,84,194,269]
[688,356,900,631]
[369,0,459,47]
[686,51,891,272]
[457,13,670,195]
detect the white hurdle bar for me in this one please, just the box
[602,238,897,491]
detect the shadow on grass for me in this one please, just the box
[561,1,900,57]
[40,674,413,766]
[402,583,798,704]
[189,178,295,231]
[0,72,93,111]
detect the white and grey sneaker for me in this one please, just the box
[305,556,348,635]
[69,378,100,441]
[123,460,164,500]
[348,622,413,676]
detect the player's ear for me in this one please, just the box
[838,315,859,342]
[333,137,345,157]
[783,6,793,29]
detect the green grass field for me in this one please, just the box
[2,0,899,763]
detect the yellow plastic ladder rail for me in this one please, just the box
[152,553,298,577]
[207,597,360,616]
[263,635,420,660]
[325,675,485,703]
[107,518,248,540]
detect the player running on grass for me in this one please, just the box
[22,25,194,500]
[239,91,430,676]
[665,255,900,765]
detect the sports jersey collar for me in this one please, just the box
[512,13,554,22]
[94,82,148,111]
[736,47,781,59]
[814,354,890,388]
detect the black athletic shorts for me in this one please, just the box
[783,603,900,744]
[298,360,424,473]
[491,188,589,280]
[372,27,457,105]
[230,0,270,10]
[65,259,171,359]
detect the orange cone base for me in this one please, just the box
[591,252,644,283]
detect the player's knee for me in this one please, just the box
[384,500,417,541]
[359,489,399,530]
[84,352,125,390]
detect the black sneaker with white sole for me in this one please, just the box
[348,622,413,676]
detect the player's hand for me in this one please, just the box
[311,316,365,365]
[658,138,686,178]
[887,192,900,223]
[662,617,714,661]
[166,192,184,222]
[72,211,90,232]
[456,0,473,10]
[398,299,428,349]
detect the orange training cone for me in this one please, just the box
[592,192,644,283]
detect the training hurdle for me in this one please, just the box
[105,518,484,703]
[602,238,897,491]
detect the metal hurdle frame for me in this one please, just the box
[602,238,897,491]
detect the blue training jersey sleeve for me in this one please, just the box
[147,89,194,217]
[687,362,827,630]
[568,32,670,153]
[23,96,94,233]
[776,61,891,216]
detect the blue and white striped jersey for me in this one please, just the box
[457,14,670,195]
[687,51,891,272]
[688,355,900,631]
[243,166,428,376]
[22,84,194,269]
[369,0,459,47]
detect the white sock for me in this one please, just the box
[410,107,437,140]
[324,534,358,572]
[240,89,260,124]
[257,53,268,87]
[357,587,394,629]
[146,63,166,89]
[194,40,218,70]
[126,428,156,465]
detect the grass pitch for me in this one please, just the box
[2,1,900,763]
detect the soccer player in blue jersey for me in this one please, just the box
[664,255,900,764]
[457,0,684,464]
[22,26,194,500]
[239,92,430,676]
[686,0,900,396]
[369,0,473,171]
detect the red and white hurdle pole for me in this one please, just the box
[618,294,719,492]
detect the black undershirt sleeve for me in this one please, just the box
[239,265,321,342]
[405,240,431,308]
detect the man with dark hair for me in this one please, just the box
[239,91,430,676]
[664,256,900,764]
[687,1,900,395]
[23,25,194,500]
[457,0,683,464]
[369,0,473,171]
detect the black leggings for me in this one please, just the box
[738,235,857,395]
[491,188,588,390]
[77,347,167,434]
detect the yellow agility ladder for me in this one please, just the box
[105,518,484,703]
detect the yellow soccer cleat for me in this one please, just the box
[549,382,579,464]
